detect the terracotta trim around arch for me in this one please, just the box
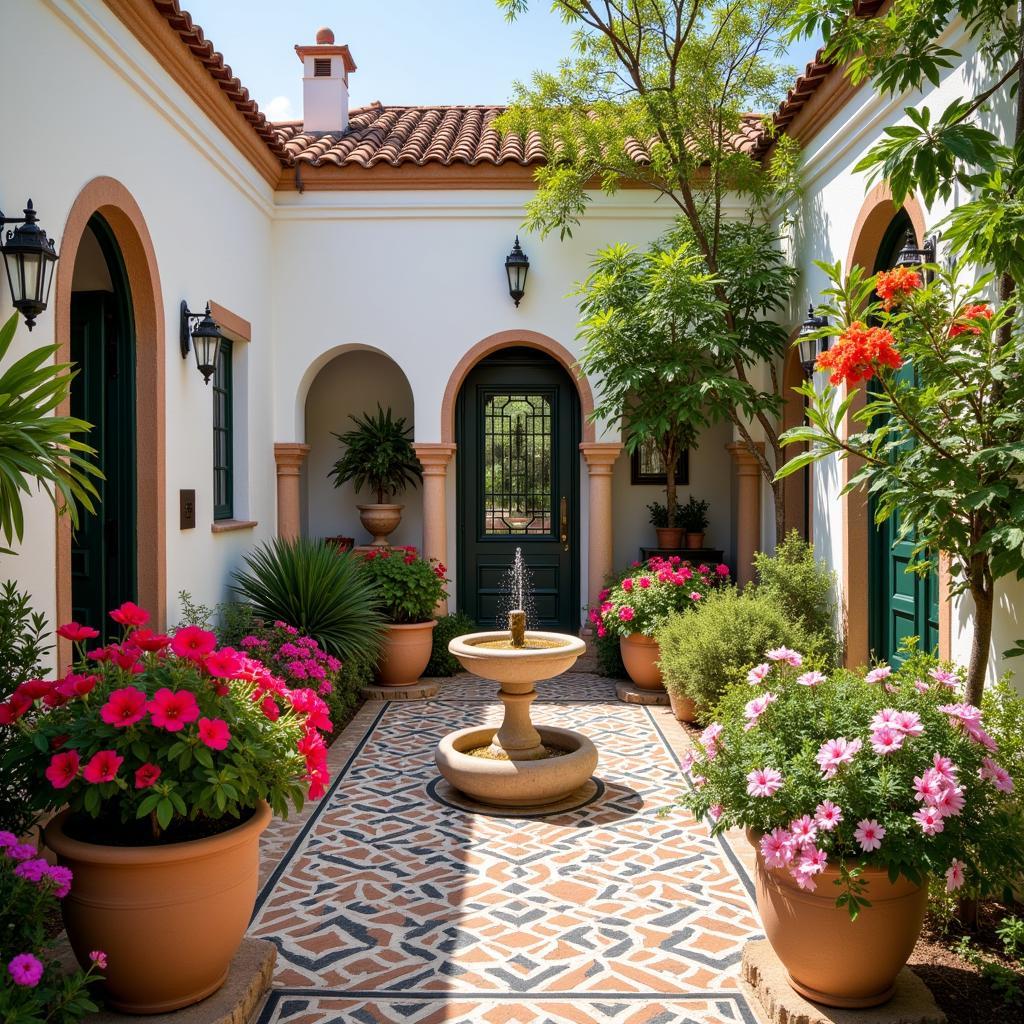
[440,330,596,444]
[55,176,166,660]
[841,183,950,666]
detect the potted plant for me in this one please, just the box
[677,496,709,549]
[679,650,1024,1008]
[329,405,423,547]
[362,548,448,686]
[588,557,729,696]
[647,501,683,550]
[0,602,333,1014]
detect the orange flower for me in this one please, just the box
[948,303,993,337]
[816,321,902,386]
[875,267,922,310]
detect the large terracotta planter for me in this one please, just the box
[619,633,664,690]
[357,503,403,546]
[748,828,927,1008]
[45,801,271,1014]
[684,531,705,550]
[376,619,438,685]
[655,527,683,549]
[667,690,696,721]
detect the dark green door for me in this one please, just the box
[456,348,580,631]
[69,217,137,635]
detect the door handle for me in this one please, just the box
[560,496,569,552]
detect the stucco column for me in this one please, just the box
[580,442,624,612]
[413,442,457,614]
[727,441,765,587]
[274,443,311,542]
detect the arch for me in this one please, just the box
[55,177,165,647]
[841,182,949,666]
[440,330,595,444]
[781,338,809,540]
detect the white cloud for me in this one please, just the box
[263,95,295,122]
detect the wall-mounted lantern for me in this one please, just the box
[179,301,225,385]
[895,230,938,269]
[505,236,529,307]
[1,200,58,331]
[797,303,830,377]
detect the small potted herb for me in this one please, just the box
[678,496,709,549]
[647,501,683,549]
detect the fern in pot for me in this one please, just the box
[328,406,423,546]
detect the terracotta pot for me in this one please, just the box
[747,828,927,1008]
[376,620,438,685]
[667,690,696,721]
[45,801,271,1014]
[619,633,664,690]
[655,527,683,549]
[357,503,403,546]
[684,531,705,550]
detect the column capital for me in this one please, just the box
[580,441,623,475]
[726,441,764,475]
[274,442,311,475]
[413,442,457,475]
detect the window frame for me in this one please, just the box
[212,337,234,521]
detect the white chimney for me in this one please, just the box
[295,27,356,134]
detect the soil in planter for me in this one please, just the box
[466,745,570,760]
[63,806,256,847]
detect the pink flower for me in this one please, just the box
[8,953,43,987]
[205,648,244,679]
[746,767,784,798]
[854,819,886,852]
[44,864,73,898]
[914,679,930,694]
[932,753,959,785]
[797,671,826,687]
[892,710,924,736]
[766,647,802,667]
[798,846,828,875]
[870,727,905,756]
[14,858,49,883]
[99,686,148,728]
[45,750,80,789]
[964,722,998,751]
[618,607,634,622]
[790,867,818,891]
[815,737,862,778]
[148,688,200,731]
[170,625,217,662]
[638,576,651,589]
[597,588,609,602]
[980,757,1014,793]
[938,702,983,724]
[913,806,945,835]
[709,804,724,821]
[689,591,703,601]
[760,828,794,869]
[110,601,149,628]
[621,578,633,592]
[913,770,946,803]
[197,717,231,751]
[814,801,843,831]
[82,749,123,784]
[746,663,770,686]
[789,815,817,848]
[716,563,730,577]
[89,950,108,970]
[134,763,161,789]
[929,667,959,690]
[864,665,892,684]
[260,696,281,721]
[56,622,100,643]
[930,785,965,818]
[945,858,966,891]
[743,692,777,730]
[699,722,723,758]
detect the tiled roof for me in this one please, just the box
[273,104,767,169]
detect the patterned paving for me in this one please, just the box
[251,676,763,1023]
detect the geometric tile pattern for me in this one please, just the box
[251,689,763,1024]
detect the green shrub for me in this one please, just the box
[361,547,447,623]
[231,538,386,663]
[656,587,808,715]
[176,590,254,646]
[425,612,477,676]
[595,628,627,678]
[753,530,842,665]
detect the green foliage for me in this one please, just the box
[0,581,49,837]
[360,548,448,624]
[656,587,807,713]
[0,312,101,553]
[594,628,627,679]
[754,531,842,666]
[231,538,386,664]
[425,613,477,677]
[954,932,1023,1006]
[0,850,103,1022]
[328,405,422,505]
[677,497,709,532]
[175,591,254,647]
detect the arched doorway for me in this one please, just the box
[455,347,581,631]
[866,212,939,663]
[68,216,137,632]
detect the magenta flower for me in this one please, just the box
[45,750,80,790]
[148,688,200,731]
[746,663,770,686]
[170,625,217,661]
[746,767,783,798]
[814,801,843,831]
[618,606,634,622]
[14,858,49,883]
[99,686,148,728]
[8,954,43,987]
[621,578,633,592]
[864,665,892,684]
[854,819,885,852]
[89,950,108,970]
[797,671,826,687]
[44,864,73,898]
[82,749,123,784]
[759,828,794,869]
[715,563,730,577]
[766,647,802,667]
[913,806,945,835]
[945,858,966,891]
[110,601,149,628]
[205,648,244,679]
[789,815,817,848]
[638,576,651,589]
[689,591,703,601]
[197,717,231,751]
[134,763,161,789]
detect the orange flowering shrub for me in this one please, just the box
[815,321,903,386]
[948,303,994,337]
[874,266,922,310]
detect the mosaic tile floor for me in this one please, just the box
[250,674,764,1023]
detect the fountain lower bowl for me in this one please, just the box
[448,630,586,686]
[435,726,598,808]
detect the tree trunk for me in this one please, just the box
[965,565,994,707]
[663,441,678,524]
[771,479,785,549]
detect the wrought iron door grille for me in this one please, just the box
[481,392,553,535]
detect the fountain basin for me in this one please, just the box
[436,725,598,807]
[447,630,585,688]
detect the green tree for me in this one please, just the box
[496,0,803,539]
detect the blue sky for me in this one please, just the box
[181,1,820,119]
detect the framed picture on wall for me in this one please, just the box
[630,438,689,485]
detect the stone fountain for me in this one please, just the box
[434,549,598,809]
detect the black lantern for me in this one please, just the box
[505,236,529,307]
[180,301,225,385]
[797,304,830,376]
[1,201,58,331]
[895,230,937,269]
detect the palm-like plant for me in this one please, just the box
[231,537,386,666]
[0,313,100,553]
[328,405,422,504]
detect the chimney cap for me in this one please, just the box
[315,26,335,44]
